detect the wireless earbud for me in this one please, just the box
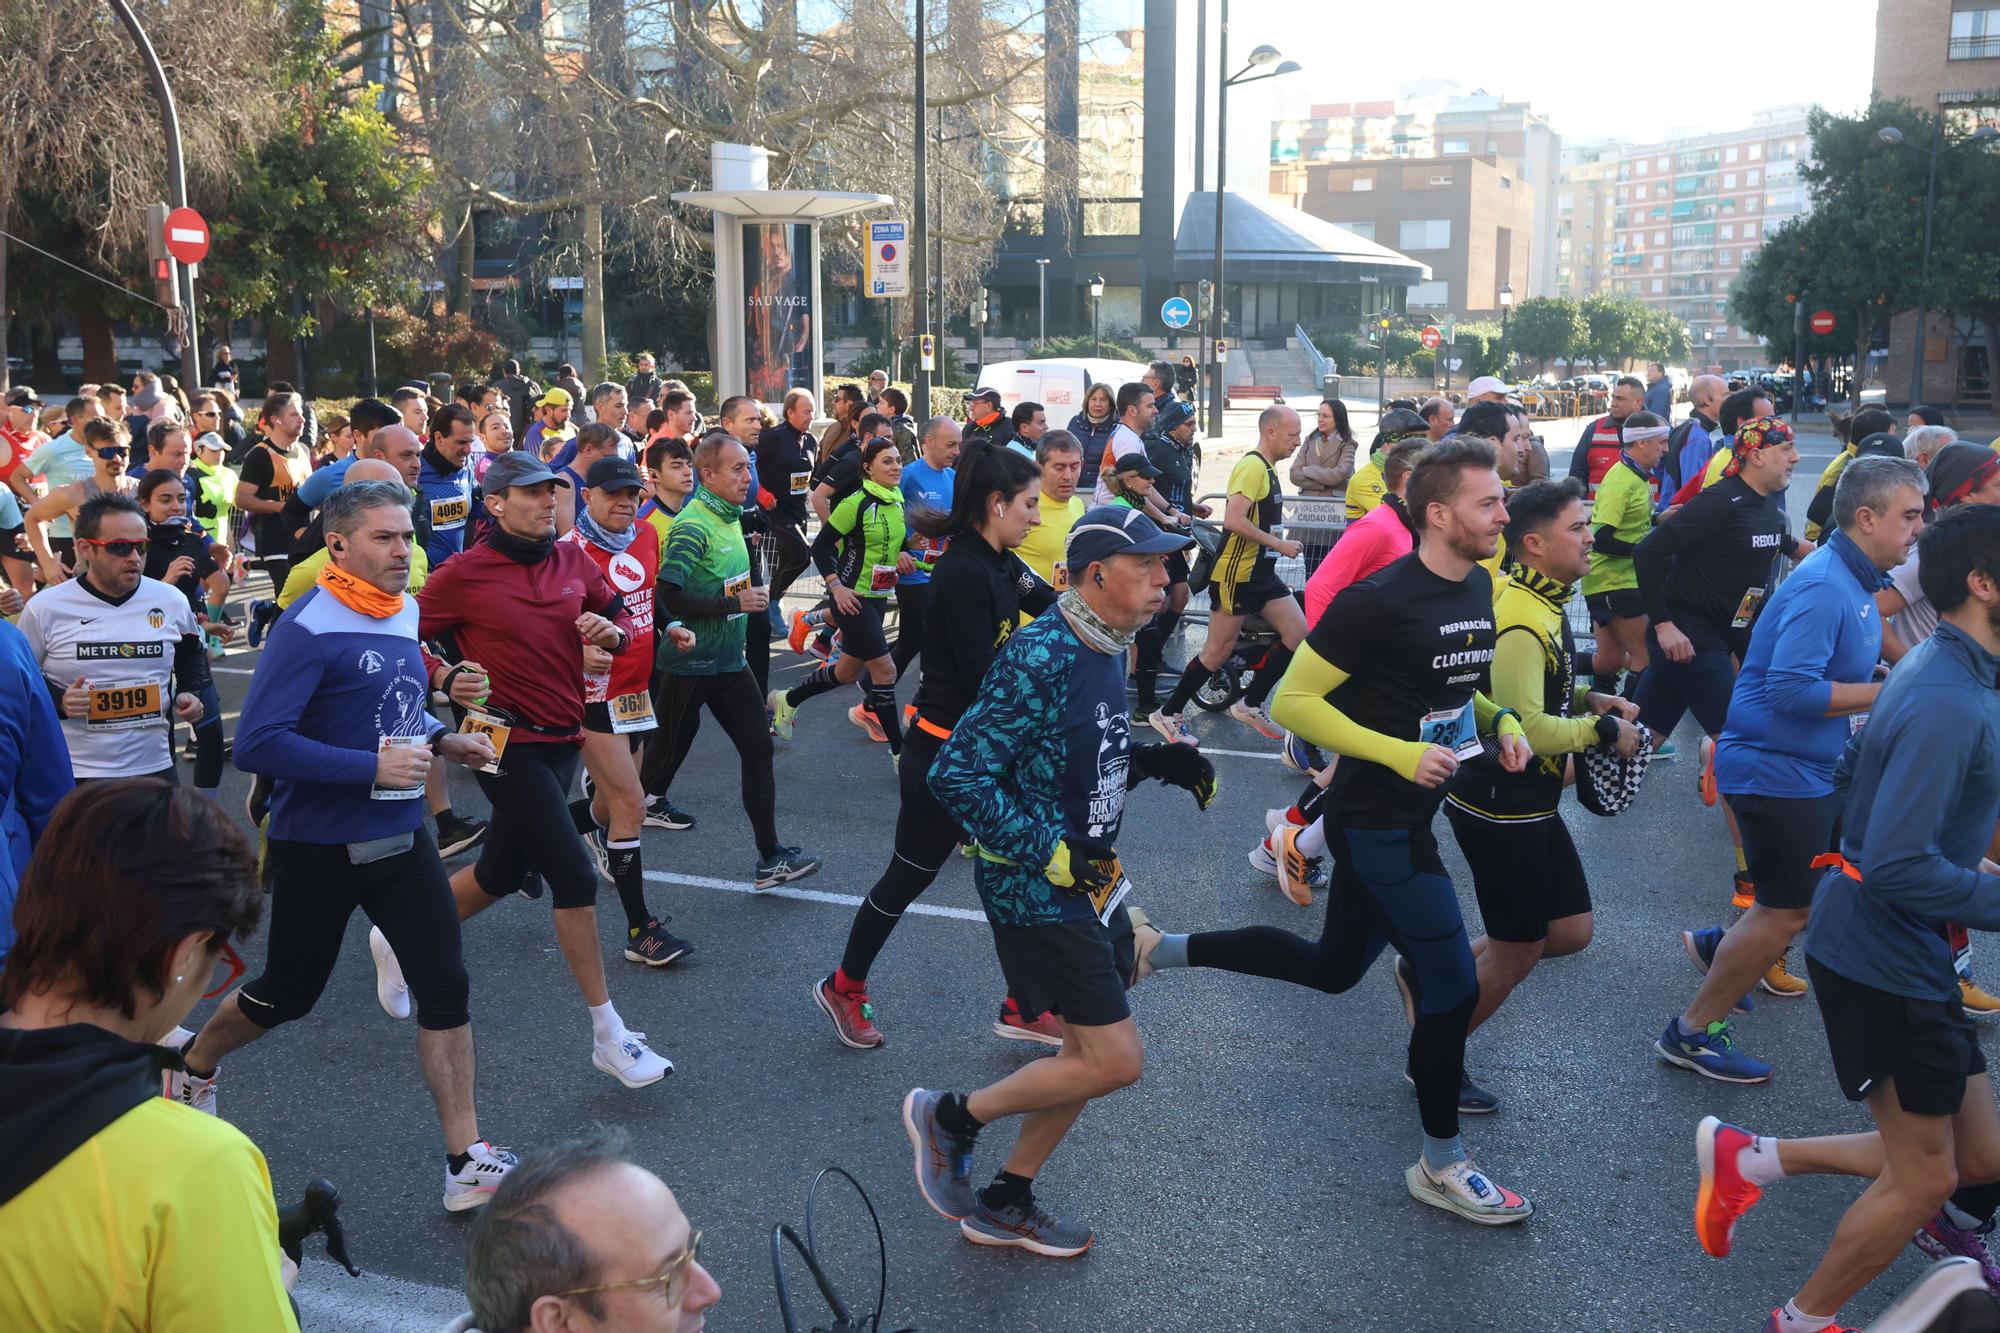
[1094,572,1105,587]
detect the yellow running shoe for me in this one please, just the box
[1960,975,2000,1019]
[1758,954,1809,998]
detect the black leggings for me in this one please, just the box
[746,530,772,695]
[838,725,961,980]
[891,582,928,679]
[1134,601,1185,713]
[240,827,470,1031]
[640,667,780,857]
[470,742,599,909]
[1188,823,1478,1140]
[769,520,811,602]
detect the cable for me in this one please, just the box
[0,227,179,313]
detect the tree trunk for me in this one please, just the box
[1855,308,1872,404]
[451,203,476,316]
[80,306,117,382]
[0,160,10,395]
[582,201,606,382]
[1982,315,2000,416]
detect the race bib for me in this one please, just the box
[789,469,812,496]
[1089,874,1133,927]
[609,690,657,734]
[370,734,428,801]
[1418,702,1481,761]
[723,570,751,621]
[1731,586,1767,629]
[459,710,511,774]
[430,495,470,528]
[1052,560,1069,592]
[869,563,899,594]
[1849,710,1870,736]
[86,680,161,730]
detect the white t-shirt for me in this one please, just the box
[1886,549,1938,651]
[1090,423,1148,506]
[19,575,200,778]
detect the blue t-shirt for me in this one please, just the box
[296,455,355,510]
[899,458,954,586]
[416,457,475,566]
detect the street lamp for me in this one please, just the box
[1036,257,1050,352]
[1879,119,2000,406]
[1208,16,1300,435]
[1090,272,1105,358]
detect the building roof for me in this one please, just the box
[1174,191,1431,285]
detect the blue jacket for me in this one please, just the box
[296,455,354,511]
[1804,622,2000,1001]
[416,454,475,567]
[0,620,72,962]
[234,587,445,845]
[1713,529,1885,799]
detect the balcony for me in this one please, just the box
[1950,34,2000,59]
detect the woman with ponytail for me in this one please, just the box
[809,443,1067,1049]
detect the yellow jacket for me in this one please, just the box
[280,544,431,609]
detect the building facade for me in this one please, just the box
[1552,141,1625,302]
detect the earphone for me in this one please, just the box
[1094,572,1105,587]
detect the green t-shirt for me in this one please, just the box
[828,479,910,599]
[657,488,750,676]
[1582,457,1652,595]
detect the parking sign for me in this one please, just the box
[865,221,909,298]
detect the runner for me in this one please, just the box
[755,388,819,606]
[135,470,229,800]
[417,403,479,566]
[1015,432,1087,593]
[812,445,1063,1050]
[24,417,137,584]
[402,451,675,1089]
[1088,383,1157,508]
[892,415,961,681]
[769,436,925,761]
[20,494,208,785]
[0,386,45,508]
[1343,408,1430,522]
[163,478,517,1211]
[640,432,821,887]
[1132,400,1206,720]
[1582,410,1670,697]
[1135,438,1538,1226]
[1150,404,1308,745]
[1659,457,1922,1083]
[906,505,1214,1257]
[520,387,576,461]
[1693,503,2000,1333]
[236,391,313,645]
[21,396,101,572]
[639,434,694,547]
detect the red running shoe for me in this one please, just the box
[1696,1115,1763,1258]
[813,974,884,1049]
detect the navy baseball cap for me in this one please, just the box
[585,455,644,491]
[483,451,570,491]
[1156,399,1195,435]
[1110,451,1164,480]
[1065,505,1193,569]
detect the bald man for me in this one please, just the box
[1421,397,1455,442]
[1659,374,1727,507]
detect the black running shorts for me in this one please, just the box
[1806,954,1984,1117]
[1585,587,1645,625]
[831,594,892,662]
[1443,804,1591,944]
[1209,564,1289,617]
[1728,792,1839,912]
[987,910,1137,1028]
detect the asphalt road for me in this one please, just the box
[173,417,1949,1333]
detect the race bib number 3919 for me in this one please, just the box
[87,680,161,729]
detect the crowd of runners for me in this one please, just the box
[2,359,2000,1332]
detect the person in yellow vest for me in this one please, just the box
[1345,408,1431,522]
[1015,431,1087,597]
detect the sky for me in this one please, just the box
[1235,0,1879,145]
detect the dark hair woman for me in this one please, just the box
[1290,397,1358,574]
[1066,382,1118,492]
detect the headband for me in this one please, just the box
[1944,454,2000,508]
[1622,424,1670,443]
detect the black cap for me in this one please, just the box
[1066,506,1195,567]
[1111,451,1163,480]
[586,455,644,492]
[970,387,1003,408]
[5,387,39,408]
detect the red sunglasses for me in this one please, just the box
[203,941,245,999]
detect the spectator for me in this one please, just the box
[0,615,70,961]
[554,362,587,407]
[1066,382,1117,492]
[1009,399,1048,452]
[1176,353,1198,399]
[1420,396,1455,443]
[210,344,237,390]
[493,359,543,441]
[624,353,664,408]
[1644,361,1674,420]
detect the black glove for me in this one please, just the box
[1128,742,1218,810]
[1048,835,1123,899]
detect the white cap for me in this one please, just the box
[1465,376,1509,398]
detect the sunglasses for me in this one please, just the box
[204,941,246,999]
[552,1230,703,1306]
[79,537,148,557]
[96,447,130,460]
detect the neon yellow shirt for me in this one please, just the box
[1345,455,1387,521]
[1583,460,1651,595]
[1017,493,1086,592]
[280,544,431,609]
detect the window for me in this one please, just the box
[1951,8,2000,59]
[1723,172,1737,188]
[1406,280,1450,307]
[1720,249,1735,265]
[1657,155,1670,170]
[1726,147,1740,163]
[1749,144,1763,161]
[1721,223,1735,239]
[1653,229,1667,245]
[1743,220,1758,237]
[1399,219,1451,249]
[1428,173,1454,187]
[1636,184,1649,200]
[1442,137,1470,154]
[1653,255,1665,270]
[1747,168,1760,185]
[1351,176,1374,191]
[1652,278,1665,293]
[1559,192,1574,212]
[1343,220,1376,241]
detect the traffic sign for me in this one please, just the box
[163,206,209,265]
[919,334,935,371]
[1161,297,1193,329]
[1420,325,1442,350]
[1214,339,1228,362]
[1810,310,1837,336]
[865,220,908,299]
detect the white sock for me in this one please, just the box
[588,1000,623,1044]
[1777,1298,1832,1331]
[1297,816,1327,860]
[1946,1200,1986,1231]
[1738,1135,1786,1187]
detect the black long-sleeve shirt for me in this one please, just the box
[1633,474,1799,652]
[755,422,817,525]
[910,536,1057,730]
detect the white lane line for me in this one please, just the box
[210,666,257,675]
[1197,746,1278,760]
[643,868,988,922]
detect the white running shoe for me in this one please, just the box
[1147,710,1198,746]
[162,1029,219,1116]
[1264,807,1293,838]
[1247,841,1279,877]
[1228,700,1284,740]
[1405,1157,1533,1226]
[368,926,412,1021]
[592,1029,674,1088]
[443,1141,519,1212]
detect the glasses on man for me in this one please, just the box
[203,941,245,999]
[96,446,130,461]
[78,537,149,557]
[550,1231,703,1308]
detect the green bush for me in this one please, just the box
[1026,332,1147,363]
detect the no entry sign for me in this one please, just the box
[1420,325,1442,350]
[1810,309,1836,336]
[163,207,209,265]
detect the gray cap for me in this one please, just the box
[483,451,570,491]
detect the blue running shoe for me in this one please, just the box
[246,599,275,649]
[902,1088,978,1219]
[1655,1018,1773,1084]
[1682,926,1755,1013]
[1281,730,1324,776]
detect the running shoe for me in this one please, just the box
[754,846,822,888]
[592,1029,673,1088]
[814,975,884,1049]
[587,825,612,881]
[245,598,275,649]
[902,1088,980,1220]
[642,795,697,830]
[1147,710,1198,746]
[1248,840,1280,876]
[1731,871,1756,911]
[768,689,799,741]
[1681,925,1756,1014]
[1758,1313,1854,1333]
[1402,1060,1500,1114]
[1759,953,1809,998]
[244,773,272,828]
[443,1141,518,1213]
[1272,824,1315,907]
[625,919,693,967]
[1694,1115,1763,1258]
[161,1028,219,1116]
[994,1002,1064,1047]
[848,701,889,743]
[517,871,545,901]
[1127,905,1161,986]
[1653,738,1677,759]
[960,1196,1093,1257]
[1265,806,1300,838]
[1279,731,1323,776]
[1655,1018,1773,1084]
[1962,975,2000,1020]
[1913,1209,2000,1292]
[787,610,815,656]
[368,926,412,1020]
[436,812,488,859]
[1228,700,1284,740]
[1404,1157,1533,1226]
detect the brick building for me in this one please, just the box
[1552,142,1625,302]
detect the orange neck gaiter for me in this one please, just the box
[316,561,406,618]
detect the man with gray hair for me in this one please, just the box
[456,1128,719,1332]
[1658,454,1927,1085]
[1904,423,1959,470]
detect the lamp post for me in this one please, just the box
[1879,119,2000,407]
[1036,256,1050,352]
[1498,282,1514,376]
[107,0,201,391]
[1090,272,1105,358]
[1207,19,1300,438]
[912,0,930,419]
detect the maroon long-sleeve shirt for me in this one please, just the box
[417,540,634,744]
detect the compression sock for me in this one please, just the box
[1161,662,1214,717]
[1423,1134,1469,1171]
[1774,1300,1833,1332]
[1737,1134,1786,1187]
[786,665,841,707]
[841,861,932,981]
[865,683,904,755]
[607,839,648,935]
[1296,817,1328,860]
[980,1171,1035,1212]
[447,1148,473,1174]
[568,796,600,835]
[1621,668,1644,700]
[588,1000,625,1044]
[1948,1182,2000,1228]
[1244,647,1293,708]
[1151,933,1191,970]
[1134,619,1168,712]
[936,1092,983,1137]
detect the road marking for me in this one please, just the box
[1198,746,1278,761]
[210,666,257,675]
[643,869,988,921]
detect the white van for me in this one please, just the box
[972,357,1154,421]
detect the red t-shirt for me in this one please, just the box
[416,540,633,743]
[0,423,43,485]
[559,524,658,701]
[1304,500,1413,629]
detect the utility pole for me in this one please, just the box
[912,0,930,420]
[107,0,201,389]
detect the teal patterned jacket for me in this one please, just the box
[928,608,1130,927]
